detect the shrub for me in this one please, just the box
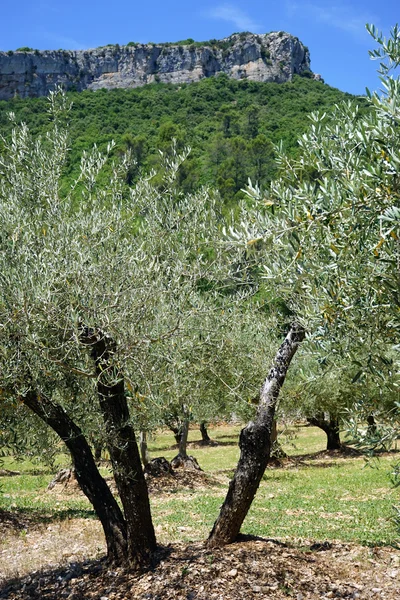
[260,47,271,61]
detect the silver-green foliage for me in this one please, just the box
[234,23,400,400]
[0,89,241,446]
[232,24,400,520]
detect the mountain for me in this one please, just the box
[0,31,319,100]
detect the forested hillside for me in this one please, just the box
[0,74,356,201]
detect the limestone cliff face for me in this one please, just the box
[0,32,315,100]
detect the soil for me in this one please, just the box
[1,525,399,599]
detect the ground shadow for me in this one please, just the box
[263,445,400,471]
[0,506,97,529]
[0,556,105,598]
[0,545,173,599]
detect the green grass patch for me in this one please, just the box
[1,425,399,546]
[248,458,398,546]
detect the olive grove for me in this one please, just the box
[0,91,249,565]
[0,90,293,566]
[1,23,400,569]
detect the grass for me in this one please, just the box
[1,424,399,547]
[147,423,242,470]
[251,460,397,546]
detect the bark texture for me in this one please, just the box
[82,327,157,568]
[200,422,211,443]
[139,431,151,467]
[367,414,377,437]
[22,391,127,563]
[207,322,305,548]
[178,418,189,458]
[171,415,202,469]
[307,413,341,450]
[93,441,103,463]
[166,422,182,445]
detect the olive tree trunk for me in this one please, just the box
[139,431,151,467]
[200,422,211,443]
[178,417,190,458]
[207,322,305,548]
[93,440,103,463]
[83,327,157,569]
[307,413,341,450]
[22,391,127,563]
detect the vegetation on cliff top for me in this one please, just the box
[0,74,356,202]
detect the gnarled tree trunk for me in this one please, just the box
[207,322,305,548]
[162,410,184,445]
[367,414,377,437]
[84,327,157,569]
[307,413,341,450]
[200,421,211,443]
[93,440,103,463]
[170,408,202,470]
[22,391,127,563]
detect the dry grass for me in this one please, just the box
[0,518,105,584]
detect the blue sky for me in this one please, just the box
[1,1,398,94]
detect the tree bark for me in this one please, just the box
[164,419,182,445]
[139,431,151,467]
[83,327,157,568]
[22,391,127,563]
[172,427,182,445]
[367,414,377,437]
[93,440,103,463]
[307,413,341,450]
[178,418,189,458]
[271,419,278,444]
[207,322,305,548]
[200,421,211,443]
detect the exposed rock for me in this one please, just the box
[0,32,316,100]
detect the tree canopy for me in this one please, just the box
[237,23,400,450]
[0,75,354,201]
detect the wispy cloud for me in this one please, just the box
[38,2,63,14]
[286,2,378,41]
[42,32,88,50]
[206,3,262,33]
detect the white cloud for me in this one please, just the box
[207,3,262,33]
[42,32,88,50]
[286,2,378,41]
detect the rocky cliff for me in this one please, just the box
[0,32,316,100]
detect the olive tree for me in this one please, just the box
[0,91,239,566]
[208,23,400,546]
[157,305,280,463]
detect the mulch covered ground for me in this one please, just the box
[1,531,399,599]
